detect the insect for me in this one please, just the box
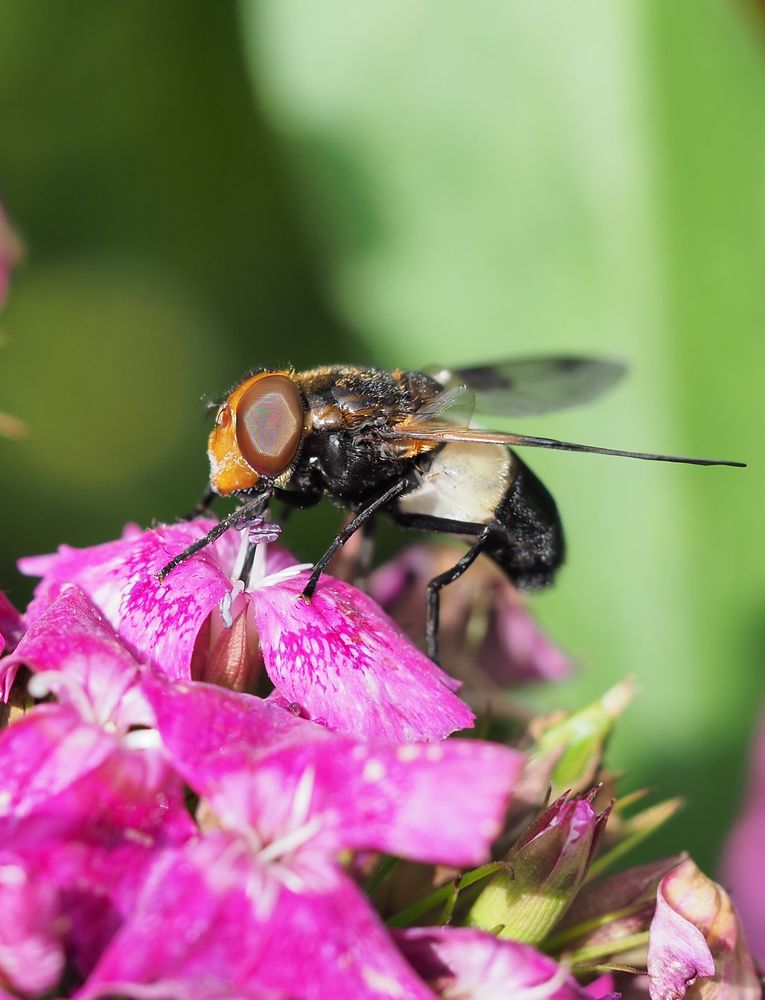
[158,359,744,661]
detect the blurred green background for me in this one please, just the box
[1,0,763,871]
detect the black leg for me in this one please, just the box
[426,527,492,663]
[301,480,407,601]
[183,486,217,521]
[239,541,258,583]
[157,490,273,581]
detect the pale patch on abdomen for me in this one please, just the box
[398,443,514,525]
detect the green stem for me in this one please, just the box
[563,931,649,966]
[364,856,398,895]
[386,862,504,928]
[543,899,650,951]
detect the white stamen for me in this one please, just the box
[28,671,100,726]
[257,814,323,865]
[122,727,163,751]
[218,580,244,629]
[249,563,313,592]
[288,764,316,830]
[247,538,269,590]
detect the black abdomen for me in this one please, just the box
[487,455,565,590]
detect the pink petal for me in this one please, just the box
[0,852,64,997]
[0,588,152,729]
[0,710,193,977]
[0,704,115,824]
[252,572,474,742]
[80,834,438,1000]
[19,520,236,681]
[585,977,619,999]
[369,544,572,689]
[477,599,573,686]
[647,863,716,999]
[721,711,765,962]
[395,927,618,999]
[147,678,521,867]
[41,793,192,978]
[0,203,22,310]
[0,591,23,659]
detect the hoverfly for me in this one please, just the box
[158,359,744,661]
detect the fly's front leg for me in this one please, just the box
[425,526,492,663]
[301,480,406,601]
[183,486,216,521]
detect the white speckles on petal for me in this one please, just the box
[362,759,386,783]
[397,746,421,762]
[252,573,474,743]
[361,965,407,997]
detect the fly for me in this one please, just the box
[157,359,745,661]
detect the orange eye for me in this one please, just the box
[234,374,304,478]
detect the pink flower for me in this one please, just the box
[0,852,64,998]
[395,927,621,999]
[368,544,572,687]
[0,588,194,979]
[720,710,765,962]
[75,679,524,1000]
[0,590,23,657]
[0,203,26,441]
[0,203,21,309]
[19,520,474,743]
[646,858,759,999]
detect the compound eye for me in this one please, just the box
[234,374,304,477]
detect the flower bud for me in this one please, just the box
[549,855,684,961]
[531,679,637,795]
[647,857,759,999]
[467,791,610,943]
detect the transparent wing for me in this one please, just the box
[404,383,475,428]
[425,356,627,418]
[386,420,744,468]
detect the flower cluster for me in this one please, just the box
[0,518,760,998]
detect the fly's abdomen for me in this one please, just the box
[487,454,564,590]
[393,444,564,591]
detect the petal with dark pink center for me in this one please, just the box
[252,573,473,742]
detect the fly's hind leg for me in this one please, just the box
[425,526,492,664]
